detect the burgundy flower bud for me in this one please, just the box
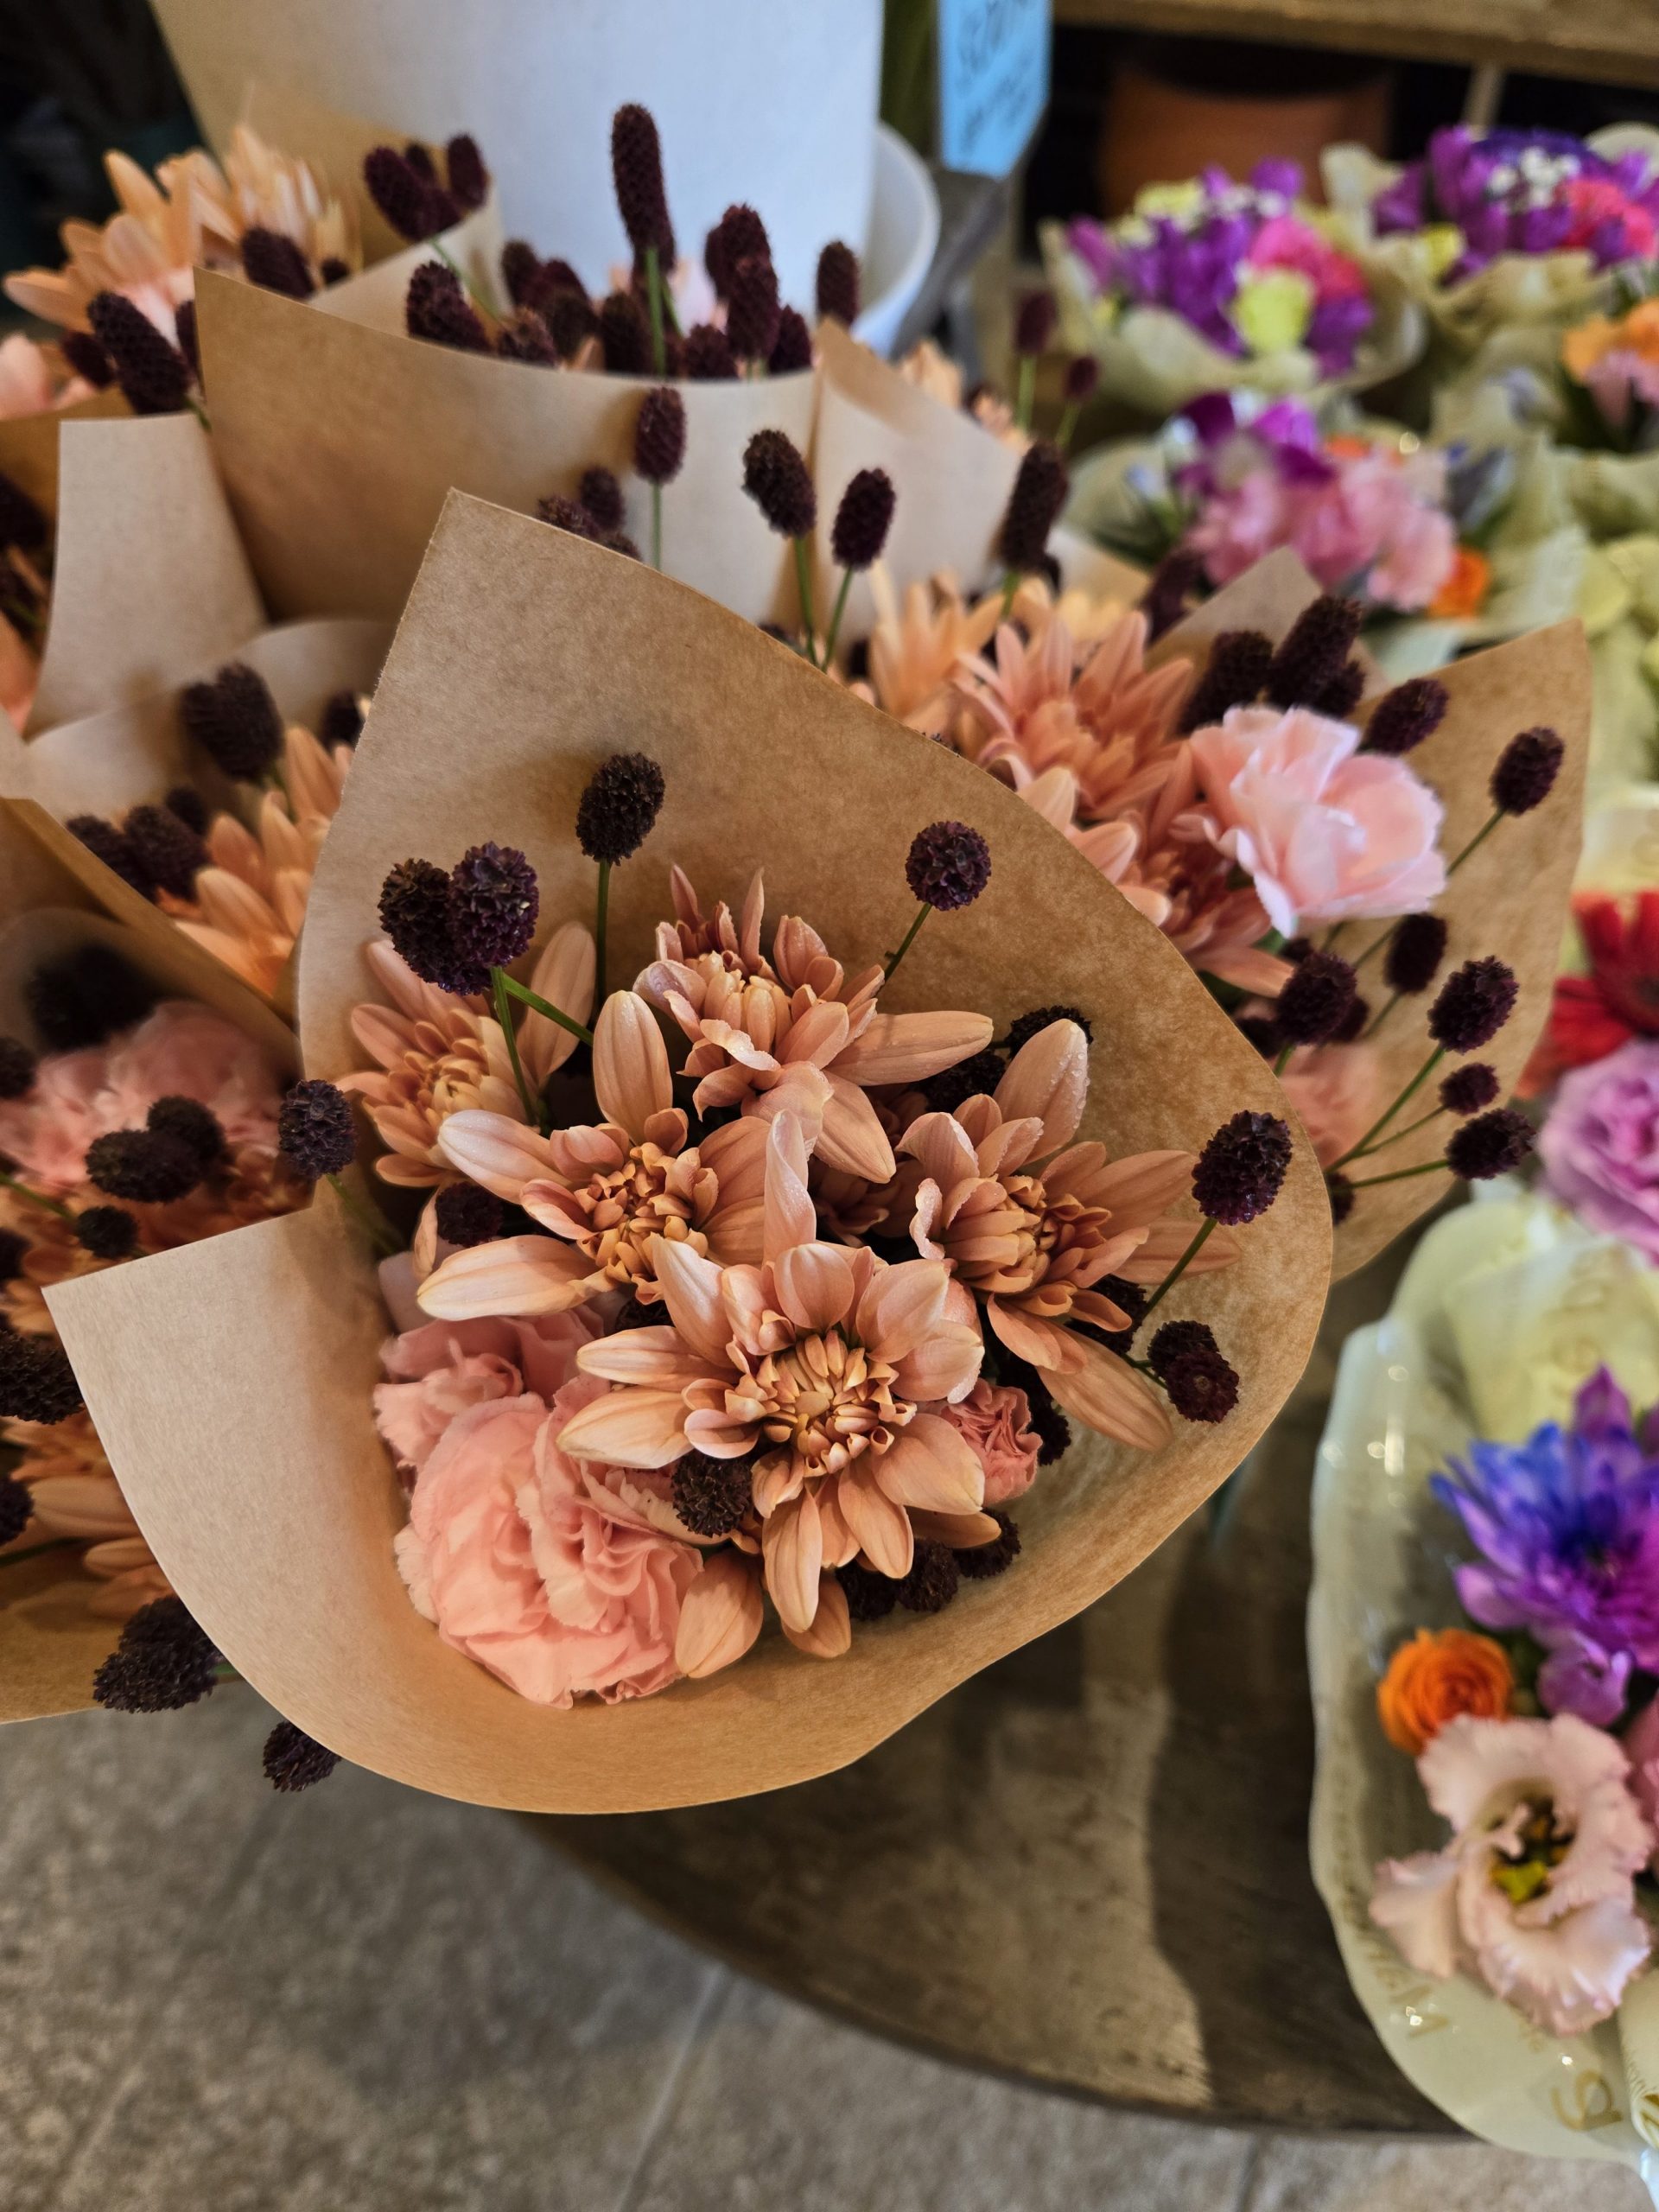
[578,467,626,534]
[378,857,487,995]
[575,753,666,865]
[319,692,364,750]
[996,440,1068,574]
[444,134,489,213]
[1264,595,1363,710]
[67,815,152,899]
[86,292,190,415]
[263,1719,340,1792]
[180,661,283,782]
[830,467,895,570]
[85,1128,204,1204]
[406,262,490,353]
[1141,545,1206,643]
[1383,912,1448,996]
[277,1078,357,1179]
[634,385,687,485]
[898,1539,960,1613]
[1446,1106,1535,1181]
[1312,659,1366,720]
[1063,354,1100,405]
[1440,1061,1500,1116]
[1193,1110,1293,1224]
[239,226,315,299]
[318,257,350,287]
[956,1510,1021,1579]
[1147,1319,1240,1423]
[1321,1169,1356,1226]
[434,1181,504,1248]
[26,946,154,1052]
[404,142,437,182]
[501,238,541,306]
[1274,950,1358,1046]
[0,1036,35,1098]
[59,329,114,389]
[530,257,586,308]
[1363,677,1446,757]
[538,493,601,540]
[598,290,652,375]
[365,146,442,243]
[610,104,674,259]
[163,784,208,835]
[146,1095,226,1169]
[547,289,599,362]
[742,427,817,537]
[1428,957,1518,1053]
[75,1205,139,1260]
[0,1470,33,1546]
[494,308,557,365]
[123,804,206,899]
[671,1449,753,1537]
[0,470,47,553]
[815,239,860,325]
[906,819,991,912]
[768,305,814,375]
[1177,629,1273,734]
[705,204,771,299]
[0,1329,82,1421]
[173,298,200,384]
[448,842,538,969]
[1014,288,1056,356]
[1491,725,1564,816]
[683,321,737,380]
[838,1561,899,1621]
[921,1046,1006,1114]
[725,254,781,362]
[92,1596,218,1712]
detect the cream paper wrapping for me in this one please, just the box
[0,392,127,519]
[1308,1192,1659,2195]
[44,493,1332,1814]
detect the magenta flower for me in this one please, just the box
[1539,1039,1659,1262]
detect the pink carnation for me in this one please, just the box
[940,1379,1040,1506]
[1187,704,1446,938]
[1246,213,1369,299]
[374,1309,601,1477]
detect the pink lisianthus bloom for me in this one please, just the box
[1621,1700,1659,1873]
[1370,1713,1653,2039]
[374,1308,602,1477]
[394,1378,705,1707]
[940,1379,1040,1506]
[1275,1041,1382,1169]
[1186,704,1446,938]
[1538,1039,1659,1262]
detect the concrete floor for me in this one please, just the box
[0,1688,1649,2212]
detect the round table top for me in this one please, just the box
[548,1255,1448,2136]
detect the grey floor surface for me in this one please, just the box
[0,1688,1649,2212]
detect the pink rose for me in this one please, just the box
[1277,1042,1382,1168]
[375,1308,602,1476]
[0,1043,112,1194]
[1187,704,1446,937]
[394,1380,702,1707]
[940,1379,1040,1506]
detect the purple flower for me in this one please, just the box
[1375,125,1659,277]
[1539,1039,1659,1262]
[1432,1370,1659,1721]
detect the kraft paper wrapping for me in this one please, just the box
[46,493,1332,1813]
[27,415,264,734]
[0,393,128,518]
[0,806,297,1724]
[195,268,817,626]
[1308,1204,1659,2190]
[1154,564,1590,1282]
[313,195,505,338]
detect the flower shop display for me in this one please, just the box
[1039,162,1423,422]
[40,499,1333,1812]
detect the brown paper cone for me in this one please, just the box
[0,807,297,1723]
[234,78,433,267]
[315,196,504,336]
[27,415,265,734]
[48,493,1331,1811]
[195,268,817,626]
[0,393,128,518]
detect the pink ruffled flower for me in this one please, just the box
[1622,1699,1659,1873]
[1276,1041,1382,1169]
[1370,1713,1653,2039]
[394,1378,703,1707]
[1187,705,1446,938]
[374,1309,602,1477]
[939,1380,1039,1506]
[1245,213,1369,299]
[1539,1039,1659,1262]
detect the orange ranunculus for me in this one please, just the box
[1377,1626,1515,1754]
[1427,543,1491,621]
[1564,299,1659,382]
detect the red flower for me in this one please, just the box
[1535,892,1659,1089]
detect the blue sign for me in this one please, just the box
[937,0,1052,179]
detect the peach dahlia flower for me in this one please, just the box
[558,1114,987,1638]
[639,870,992,1185]
[417,988,768,1320]
[902,1020,1239,1449]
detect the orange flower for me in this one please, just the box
[1427,544,1491,622]
[1563,298,1659,381]
[1377,1626,1515,1754]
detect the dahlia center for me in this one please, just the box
[580,1144,707,1284]
[753,1328,907,1469]
[423,1046,492,1121]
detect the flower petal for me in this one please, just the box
[995,1020,1088,1156]
[854,1256,950,1362]
[593,988,672,1140]
[773,1243,857,1335]
[575,1326,719,1387]
[763,1110,817,1258]
[762,1490,823,1632]
[1044,1333,1172,1449]
[836,1465,914,1579]
[555,1386,689,1467]
[649,1236,732,1369]
[435,1110,554,1200]
[874,1413,985,1512]
[782,1574,852,1659]
[416,1236,592,1319]
[519,921,597,1082]
[675,1553,765,1678]
[815,1075,897,1182]
[834,1009,994,1084]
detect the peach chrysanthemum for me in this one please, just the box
[896,339,1027,449]
[417,988,770,1320]
[901,1019,1241,1447]
[558,1114,987,1645]
[639,870,992,1184]
[0,332,93,419]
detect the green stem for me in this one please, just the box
[1141,1217,1217,1322]
[999,570,1019,621]
[1361,989,1402,1040]
[497,974,595,1045]
[1056,399,1080,451]
[186,394,211,430]
[492,968,540,1127]
[434,239,497,320]
[1273,1041,1294,1077]
[793,537,819,667]
[0,1170,73,1222]
[594,860,611,1008]
[1344,1160,1447,1190]
[885,904,931,981]
[1015,353,1036,433]
[1348,920,1396,973]
[1358,1102,1446,1156]
[644,245,666,378]
[325,1173,401,1257]
[1330,1046,1445,1169]
[822,569,855,670]
[650,482,663,571]
[0,1536,79,1569]
[1447,808,1502,877]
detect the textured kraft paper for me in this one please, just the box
[0,392,127,518]
[27,414,264,734]
[0,616,388,821]
[48,493,1331,1814]
[1154,558,1588,1281]
[0,810,296,1725]
[234,77,463,273]
[195,268,817,626]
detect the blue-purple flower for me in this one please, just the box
[1432,1370,1659,1726]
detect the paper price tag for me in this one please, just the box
[937,0,1051,179]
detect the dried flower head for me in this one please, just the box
[922,1044,1007,1113]
[433,1181,503,1248]
[768,306,814,375]
[406,262,490,353]
[59,329,113,388]
[578,466,626,534]
[598,289,652,375]
[1193,1109,1293,1224]
[0,1470,33,1547]
[956,1510,1021,1579]
[1147,1319,1239,1423]
[1178,630,1273,733]
[830,467,896,570]
[726,253,781,362]
[163,785,208,836]
[1383,912,1448,996]
[898,1539,960,1614]
[611,104,674,259]
[445,134,489,213]
[501,238,540,305]
[74,1204,139,1260]
[634,385,688,485]
[0,1329,83,1422]
[173,298,200,382]
[320,690,364,750]
[146,1095,226,1169]
[705,203,771,297]
[838,1560,898,1621]
[906,820,991,911]
[277,1078,357,1179]
[575,753,666,865]
[92,1596,218,1712]
[67,815,151,899]
[1440,1062,1500,1116]
[548,289,598,362]
[997,441,1068,574]
[86,290,190,414]
[364,145,453,242]
[1326,1169,1355,1224]
[180,661,283,783]
[1004,1005,1093,1058]
[1446,1105,1534,1180]
[85,1128,205,1204]
[1274,950,1358,1046]
[378,857,485,995]
[1063,355,1100,405]
[123,803,206,900]
[1014,289,1056,355]
[670,1449,753,1538]
[26,946,156,1052]
[239,225,315,299]
[816,239,861,324]
[741,428,817,538]
[1264,595,1363,710]
[1140,545,1206,642]
[1491,726,1565,816]
[0,1036,35,1099]
[684,322,737,379]
[1314,660,1366,719]
[538,493,601,541]
[494,308,557,364]
[1428,957,1519,1053]
[447,843,538,972]
[263,1719,341,1792]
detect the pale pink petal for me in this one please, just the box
[675,1553,765,1677]
[834,1009,994,1085]
[892,1320,985,1407]
[556,1386,690,1467]
[782,1574,852,1659]
[575,1326,719,1387]
[1368,1851,1461,1980]
[763,1490,823,1632]
[649,1236,732,1369]
[815,1075,897,1182]
[773,1243,857,1335]
[416,1236,593,1319]
[593,988,672,1140]
[435,1110,554,1199]
[909,1508,1001,1548]
[995,1020,1089,1156]
[763,1110,817,1258]
[986,1300,1083,1371]
[779,998,850,1069]
[1045,1333,1172,1448]
[520,921,596,1083]
[855,1256,950,1362]
[898,1109,981,1187]
[875,1413,986,1512]
[836,1465,914,1579]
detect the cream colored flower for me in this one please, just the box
[222,124,359,276]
